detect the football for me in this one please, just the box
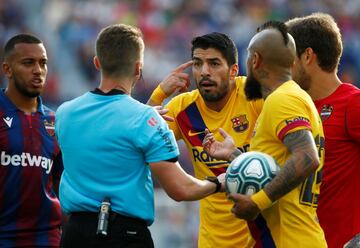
[225,151,280,195]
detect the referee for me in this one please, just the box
[55,24,223,248]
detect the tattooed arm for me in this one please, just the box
[263,129,320,202]
[228,129,320,220]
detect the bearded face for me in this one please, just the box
[244,67,263,100]
[196,74,230,102]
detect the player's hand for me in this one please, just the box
[202,128,237,161]
[159,61,193,96]
[153,106,174,122]
[228,193,260,221]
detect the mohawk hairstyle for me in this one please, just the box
[257,20,289,46]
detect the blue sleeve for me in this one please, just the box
[135,107,180,163]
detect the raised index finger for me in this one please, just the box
[173,60,193,73]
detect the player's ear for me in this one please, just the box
[134,61,143,80]
[2,62,12,78]
[253,52,262,69]
[229,63,238,80]
[93,56,101,71]
[303,47,315,65]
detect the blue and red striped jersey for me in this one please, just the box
[0,90,63,247]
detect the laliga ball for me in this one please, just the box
[225,151,280,195]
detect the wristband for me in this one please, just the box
[149,85,168,105]
[205,176,221,193]
[251,190,273,211]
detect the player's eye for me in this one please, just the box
[22,60,33,66]
[193,61,202,67]
[40,60,47,67]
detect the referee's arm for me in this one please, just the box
[150,160,222,201]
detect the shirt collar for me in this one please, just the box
[0,88,45,114]
[91,88,126,95]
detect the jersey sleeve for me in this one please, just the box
[265,93,312,141]
[135,107,180,163]
[346,93,360,142]
[165,97,182,140]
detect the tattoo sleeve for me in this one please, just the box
[263,129,319,202]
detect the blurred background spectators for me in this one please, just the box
[1,0,360,247]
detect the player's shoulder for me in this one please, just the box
[339,83,360,99]
[266,81,310,107]
[273,81,307,98]
[340,82,360,92]
[342,84,360,110]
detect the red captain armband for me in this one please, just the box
[251,190,273,211]
[149,85,168,105]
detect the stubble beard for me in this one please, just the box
[13,75,42,98]
[197,76,230,102]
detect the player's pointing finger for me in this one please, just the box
[173,60,193,73]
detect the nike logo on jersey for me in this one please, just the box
[188,130,206,136]
[3,117,13,128]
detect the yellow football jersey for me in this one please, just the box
[165,76,263,248]
[249,81,326,248]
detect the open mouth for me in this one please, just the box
[200,80,216,90]
[31,79,43,87]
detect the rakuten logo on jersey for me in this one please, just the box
[1,151,53,174]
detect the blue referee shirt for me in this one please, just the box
[55,89,179,225]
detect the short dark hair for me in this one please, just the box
[257,20,289,45]
[96,24,144,78]
[286,13,342,72]
[191,32,238,66]
[4,34,42,60]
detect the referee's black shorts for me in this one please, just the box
[61,212,154,248]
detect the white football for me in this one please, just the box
[226,151,280,195]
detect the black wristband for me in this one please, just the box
[205,176,221,193]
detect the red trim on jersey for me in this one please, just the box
[278,120,311,140]
[210,167,227,176]
[177,103,206,147]
[248,214,276,247]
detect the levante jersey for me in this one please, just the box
[249,81,326,248]
[315,83,360,248]
[166,76,263,248]
[0,90,63,247]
